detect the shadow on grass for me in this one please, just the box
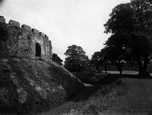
[71,73,152,102]
[111,73,152,79]
[95,73,152,87]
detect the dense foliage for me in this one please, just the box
[104,0,152,76]
[90,49,109,73]
[64,44,89,72]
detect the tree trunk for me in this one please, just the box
[119,64,122,74]
[104,63,107,73]
[138,68,149,76]
[119,68,122,74]
[117,62,122,74]
[137,57,150,76]
[96,64,99,73]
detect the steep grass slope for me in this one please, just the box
[0,57,84,115]
[50,76,152,115]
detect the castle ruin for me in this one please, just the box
[0,16,52,61]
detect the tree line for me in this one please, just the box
[53,0,152,76]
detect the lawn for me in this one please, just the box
[105,70,138,75]
[41,72,152,115]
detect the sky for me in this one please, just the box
[0,0,130,61]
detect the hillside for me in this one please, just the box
[0,57,84,115]
[43,75,152,115]
[101,78,152,114]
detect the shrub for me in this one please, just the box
[72,72,95,84]
[89,73,111,85]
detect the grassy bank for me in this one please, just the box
[0,58,84,115]
[60,73,152,115]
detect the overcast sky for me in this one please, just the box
[0,0,130,61]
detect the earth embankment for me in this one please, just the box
[0,57,84,115]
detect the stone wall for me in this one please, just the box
[0,16,52,61]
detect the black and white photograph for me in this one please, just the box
[0,0,152,115]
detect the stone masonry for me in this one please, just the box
[0,16,52,61]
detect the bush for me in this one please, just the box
[91,73,111,82]
[72,72,95,83]
[72,72,113,85]
[87,73,111,85]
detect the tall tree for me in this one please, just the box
[90,49,110,73]
[104,0,152,76]
[90,51,102,72]
[100,48,113,73]
[103,35,130,74]
[52,53,63,65]
[64,45,89,72]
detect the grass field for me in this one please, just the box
[40,72,152,115]
[105,70,139,75]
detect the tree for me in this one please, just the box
[64,44,89,72]
[100,48,113,73]
[104,0,152,76]
[90,51,102,72]
[90,49,110,73]
[52,53,63,65]
[103,35,130,74]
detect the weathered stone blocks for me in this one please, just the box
[49,41,52,48]
[0,15,52,61]
[39,32,45,37]
[0,16,5,23]
[9,20,20,27]
[22,24,31,32]
[32,28,39,35]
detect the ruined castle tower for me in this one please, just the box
[0,16,52,61]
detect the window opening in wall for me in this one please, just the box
[35,43,41,57]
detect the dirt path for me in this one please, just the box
[40,83,96,115]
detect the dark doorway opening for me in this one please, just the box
[35,43,41,57]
